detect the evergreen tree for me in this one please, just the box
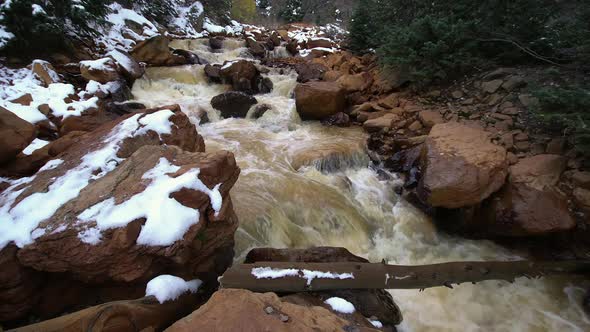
[279,0,304,23]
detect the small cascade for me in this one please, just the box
[130,37,590,332]
[267,46,291,59]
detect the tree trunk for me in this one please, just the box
[220,260,590,292]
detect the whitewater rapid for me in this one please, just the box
[131,38,590,332]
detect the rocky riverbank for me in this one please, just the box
[1,5,589,331]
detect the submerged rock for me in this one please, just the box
[294,82,345,121]
[252,104,272,119]
[209,36,224,50]
[211,91,258,118]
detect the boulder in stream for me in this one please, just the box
[294,81,346,121]
[211,91,258,118]
[418,122,508,209]
[218,60,270,94]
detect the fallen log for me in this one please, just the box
[220,260,590,292]
[9,293,203,332]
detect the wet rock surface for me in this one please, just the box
[211,91,258,118]
[295,81,346,120]
[418,122,508,209]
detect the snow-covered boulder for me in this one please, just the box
[80,58,121,84]
[0,108,240,322]
[31,60,61,87]
[108,49,144,81]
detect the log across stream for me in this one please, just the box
[220,261,590,292]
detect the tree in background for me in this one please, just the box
[279,0,304,23]
[0,0,110,55]
[231,0,256,22]
[349,0,590,83]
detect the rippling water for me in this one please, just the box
[131,38,590,332]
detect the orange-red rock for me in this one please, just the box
[295,82,345,120]
[419,122,508,208]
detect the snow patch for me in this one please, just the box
[369,319,383,328]
[22,138,49,155]
[78,156,224,247]
[251,267,354,285]
[145,275,202,304]
[0,63,98,124]
[301,269,354,286]
[251,267,300,279]
[80,58,113,71]
[324,297,355,314]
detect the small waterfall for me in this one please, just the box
[267,46,291,59]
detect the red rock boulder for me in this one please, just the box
[295,82,346,121]
[0,107,36,165]
[418,122,508,208]
[0,107,239,322]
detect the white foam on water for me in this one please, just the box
[130,45,590,331]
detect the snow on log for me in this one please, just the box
[219,260,590,292]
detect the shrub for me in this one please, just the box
[279,0,304,23]
[231,0,256,22]
[531,85,590,155]
[0,0,110,55]
[349,0,590,84]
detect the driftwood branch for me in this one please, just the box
[10,294,201,332]
[477,37,566,67]
[220,261,590,292]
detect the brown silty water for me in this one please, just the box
[131,38,590,332]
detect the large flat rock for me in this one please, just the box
[419,122,508,208]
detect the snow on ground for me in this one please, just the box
[0,63,99,124]
[251,267,354,285]
[169,0,205,38]
[145,275,202,304]
[324,297,356,314]
[96,2,160,51]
